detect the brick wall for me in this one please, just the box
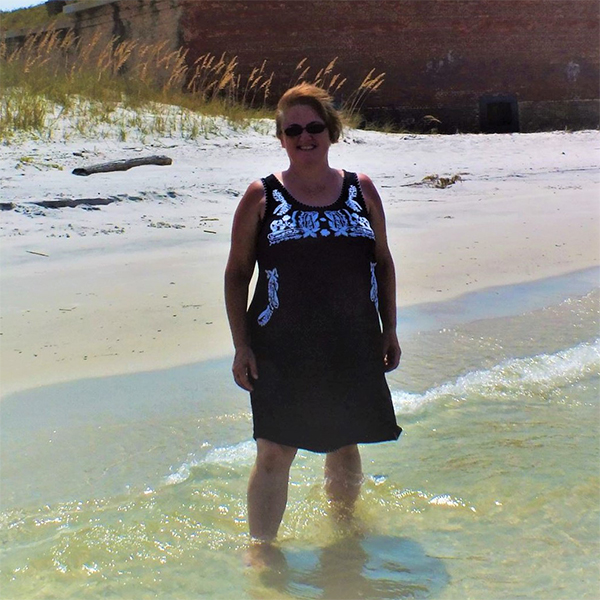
[180,0,599,132]
[68,0,183,82]
[3,0,184,87]
[3,0,598,132]
[63,0,182,50]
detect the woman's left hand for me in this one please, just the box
[382,329,401,372]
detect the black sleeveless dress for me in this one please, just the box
[247,170,401,453]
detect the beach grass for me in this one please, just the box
[0,29,384,142]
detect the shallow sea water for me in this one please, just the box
[1,271,599,600]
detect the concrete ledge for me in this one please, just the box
[63,0,117,14]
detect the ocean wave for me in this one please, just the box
[165,340,599,483]
[392,338,599,414]
[164,440,256,486]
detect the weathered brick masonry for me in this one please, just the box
[3,0,184,86]
[68,0,184,83]
[179,0,599,132]
[3,0,598,132]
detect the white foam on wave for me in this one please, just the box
[164,341,599,484]
[203,440,256,465]
[164,440,256,486]
[164,455,201,486]
[392,339,600,414]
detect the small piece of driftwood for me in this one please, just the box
[72,155,172,176]
[33,198,118,209]
[1,198,118,211]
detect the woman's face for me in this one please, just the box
[280,104,331,166]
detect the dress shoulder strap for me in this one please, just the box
[344,171,369,214]
[261,174,279,191]
[261,171,367,215]
[261,174,292,218]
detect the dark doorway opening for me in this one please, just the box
[479,95,519,133]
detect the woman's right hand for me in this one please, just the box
[232,345,259,392]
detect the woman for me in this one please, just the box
[224,83,401,544]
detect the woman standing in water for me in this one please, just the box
[224,83,401,544]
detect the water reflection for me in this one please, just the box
[249,534,449,599]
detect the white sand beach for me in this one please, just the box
[1,123,598,396]
[1,113,600,600]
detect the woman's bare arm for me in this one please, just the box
[359,173,401,372]
[224,180,265,390]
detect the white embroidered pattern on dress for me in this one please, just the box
[257,268,280,326]
[268,211,321,245]
[370,262,379,309]
[346,185,362,212]
[324,210,374,239]
[272,189,292,216]
[267,185,374,245]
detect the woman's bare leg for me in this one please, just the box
[324,445,363,519]
[247,438,297,542]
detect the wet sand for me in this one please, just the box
[1,272,598,599]
[1,128,598,396]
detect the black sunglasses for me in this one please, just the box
[283,121,327,137]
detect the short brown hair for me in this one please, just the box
[275,83,343,143]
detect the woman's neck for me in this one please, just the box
[279,164,343,207]
[283,163,336,191]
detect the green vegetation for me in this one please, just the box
[0,3,66,33]
[0,28,385,142]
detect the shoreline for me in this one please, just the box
[2,266,597,516]
[1,128,598,396]
[398,266,599,334]
[2,267,598,399]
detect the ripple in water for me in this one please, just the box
[1,333,598,599]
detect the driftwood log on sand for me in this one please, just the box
[72,155,172,176]
[32,198,118,209]
[1,198,119,210]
